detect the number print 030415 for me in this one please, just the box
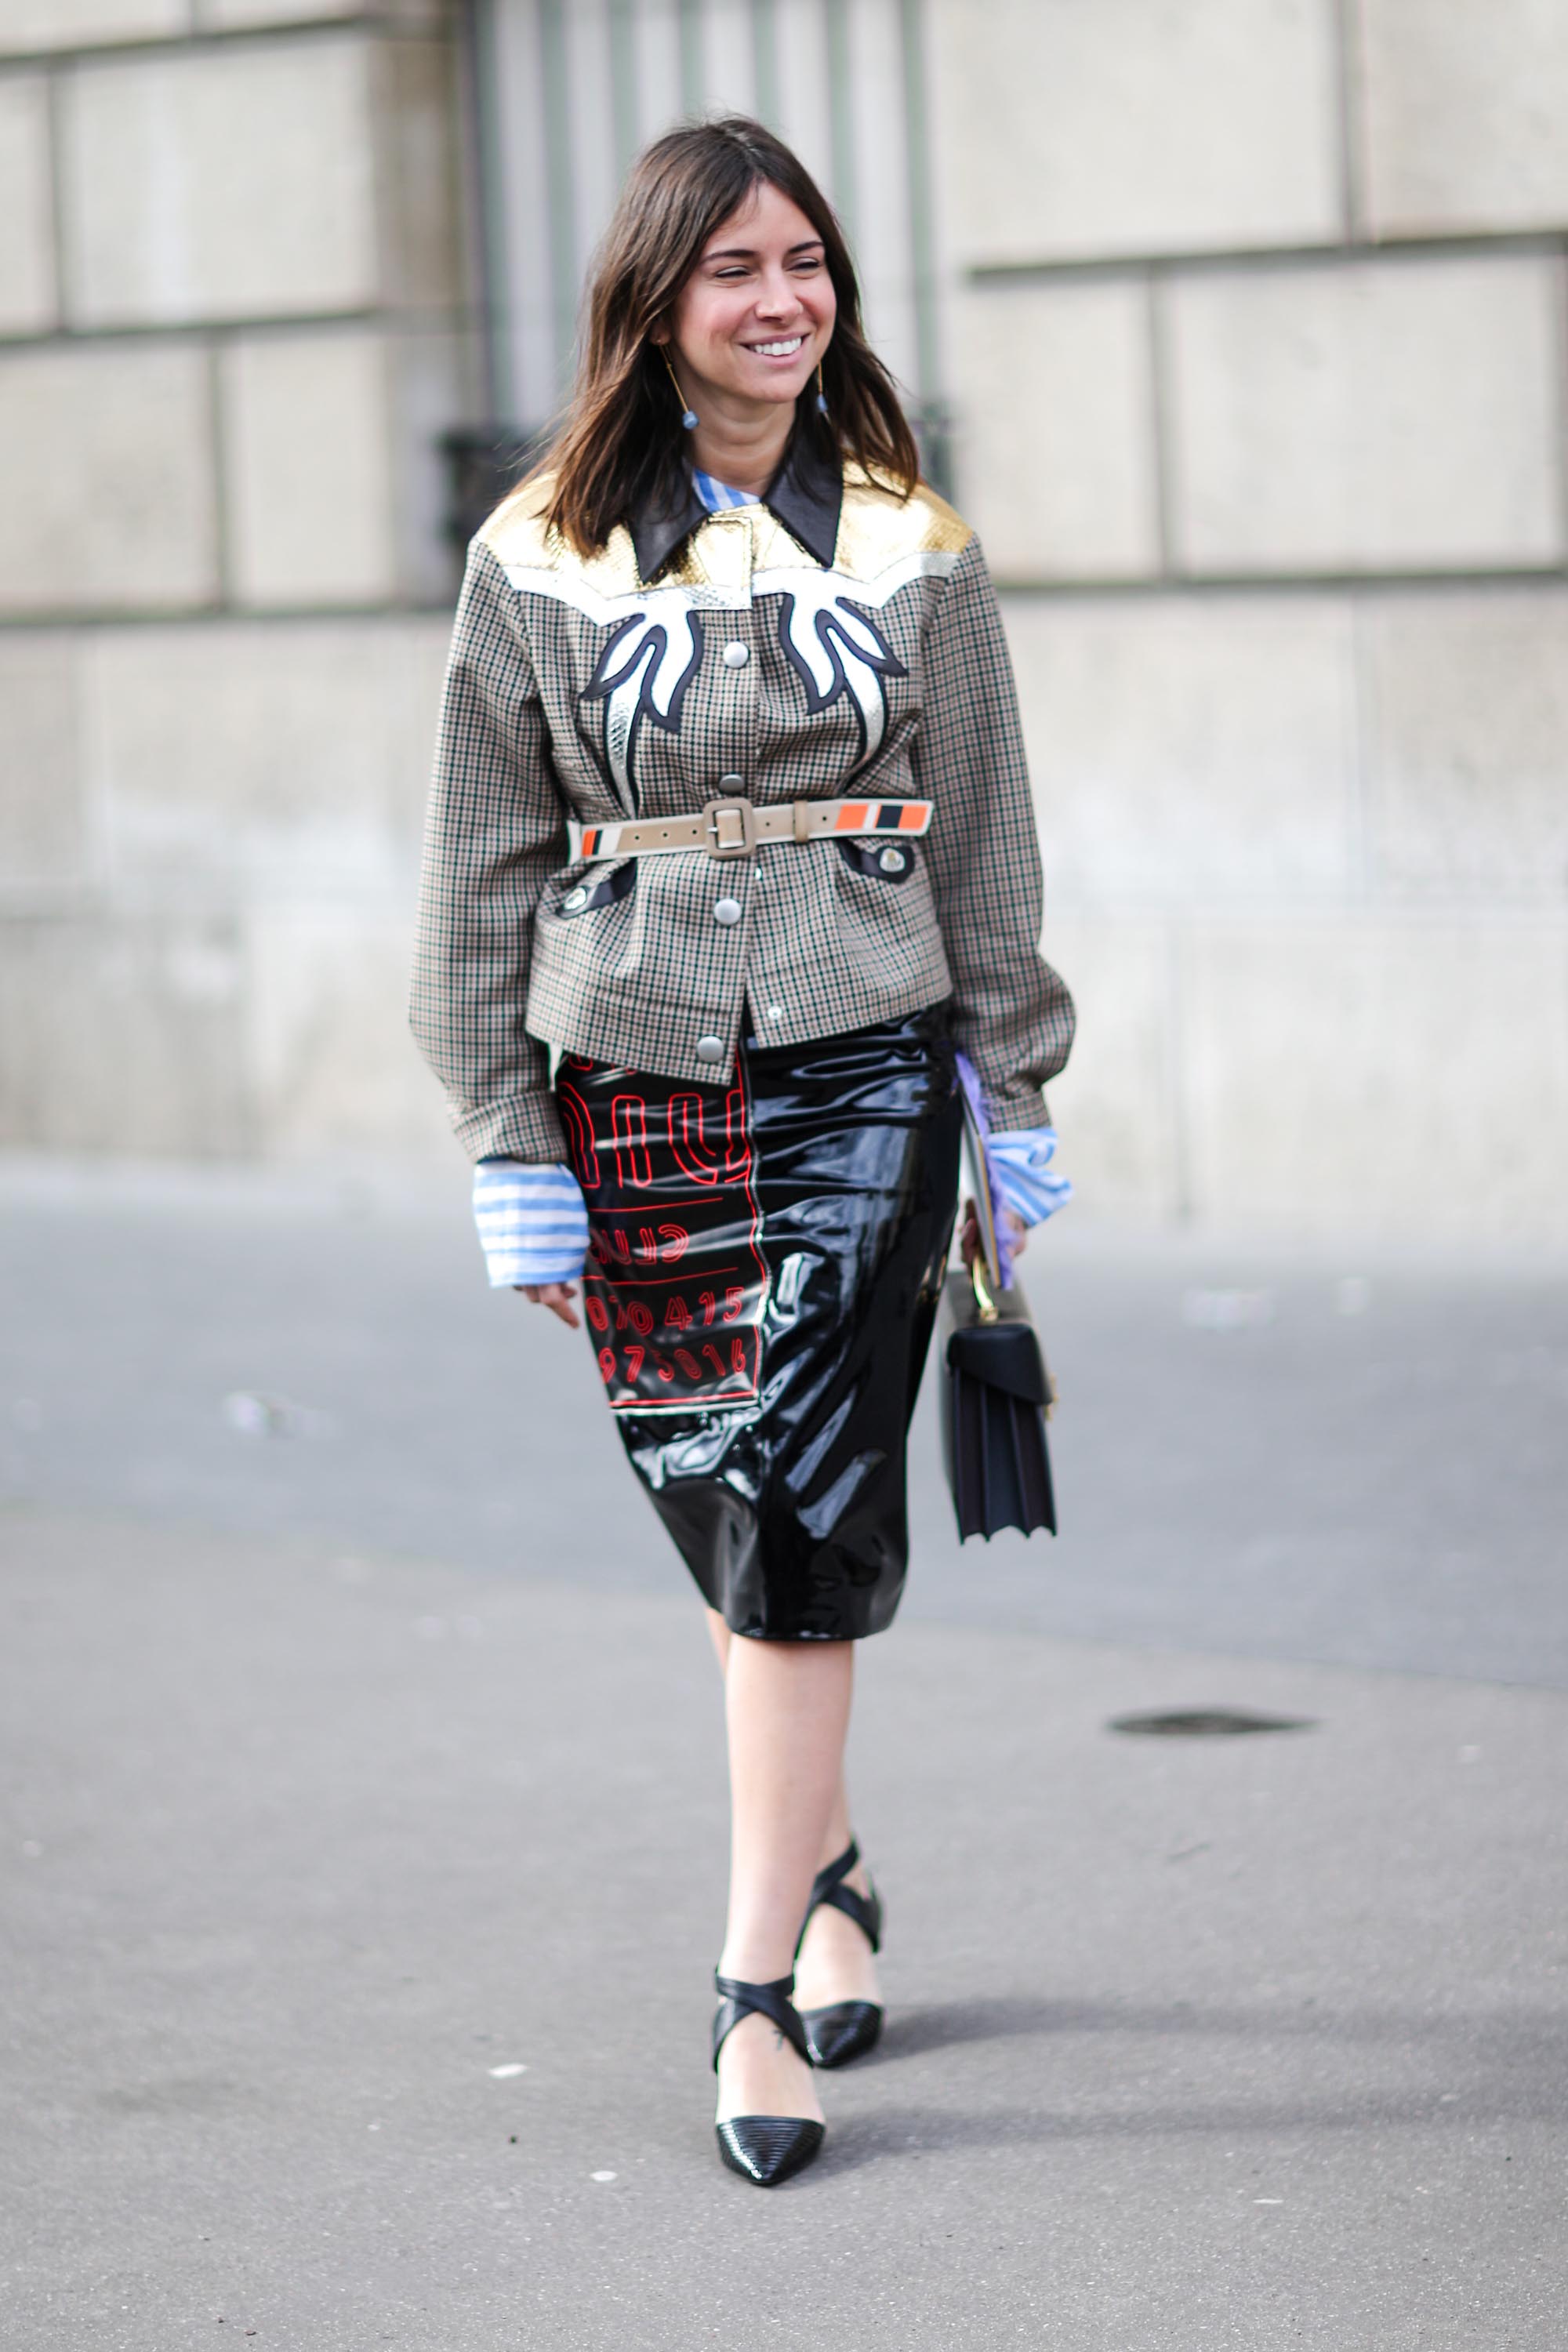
[554,1056,769,1413]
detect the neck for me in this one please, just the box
[688,393,798,498]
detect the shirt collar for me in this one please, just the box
[628,423,844,583]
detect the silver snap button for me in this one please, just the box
[717,772,744,792]
[877,846,908,875]
[562,885,588,911]
[721,641,750,668]
[765,1006,783,1022]
[695,1035,726,1062]
[713,898,742,925]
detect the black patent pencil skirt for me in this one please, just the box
[554,1006,963,1640]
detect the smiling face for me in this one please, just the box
[655,179,837,419]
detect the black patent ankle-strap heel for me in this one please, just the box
[711,1971,826,2187]
[796,1840,884,2068]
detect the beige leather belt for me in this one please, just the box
[575,796,933,864]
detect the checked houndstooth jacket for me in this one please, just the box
[410,426,1075,1165]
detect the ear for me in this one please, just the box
[649,320,670,347]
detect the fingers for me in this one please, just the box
[960,1199,1030,1272]
[515,1281,582,1330]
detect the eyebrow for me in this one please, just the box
[701,238,826,263]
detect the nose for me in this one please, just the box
[753,267,804,321]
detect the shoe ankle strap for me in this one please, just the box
[808,1841,860,1904]
[800,1840,883,1955]
[712,1971,810,2071]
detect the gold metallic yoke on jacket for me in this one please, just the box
[481,463,971,598]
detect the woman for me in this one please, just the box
[411,116,1073,2187]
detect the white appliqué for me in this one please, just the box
[501,547,956,805]
[581,592,706,809]
[753,568,906,768]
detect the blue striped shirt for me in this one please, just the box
[693,468,759,510]
[473,1159,589,1289]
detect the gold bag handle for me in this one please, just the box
[968,1243,1000,1324]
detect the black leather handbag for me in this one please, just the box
[936,1099,1058,1542]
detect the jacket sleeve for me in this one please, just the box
[409,539,571,1163]
[914,533,1076,1131]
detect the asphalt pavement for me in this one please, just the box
[2,1166,1566,2348]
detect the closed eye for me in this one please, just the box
[710,260,822,286]
[702,242,825,279]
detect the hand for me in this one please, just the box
[959,1200,1029,1271]
[516,1281,581,1329]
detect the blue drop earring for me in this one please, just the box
[815,361,829,417]
[660,346,699,431]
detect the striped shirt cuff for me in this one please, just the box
[987,1127,1073,1227]
[473,1159,590,1288]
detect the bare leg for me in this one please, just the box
[705,1607,880,2018]
[713,1633,853,2123]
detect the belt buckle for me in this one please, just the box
[702,797,757,859]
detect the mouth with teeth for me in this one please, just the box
[746,336,808,359]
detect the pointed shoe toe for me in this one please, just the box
[801,1999,883,2069]
[715,2115,826,2187]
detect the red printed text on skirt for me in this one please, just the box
[556,1058,769,1412]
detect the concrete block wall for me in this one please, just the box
[931,0,1568,1244]
[0,2,470,1162]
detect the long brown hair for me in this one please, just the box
[535,116,920,557]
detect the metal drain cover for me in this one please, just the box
[1107,1707,1316,1738]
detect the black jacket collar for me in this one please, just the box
[628,420,844,583]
